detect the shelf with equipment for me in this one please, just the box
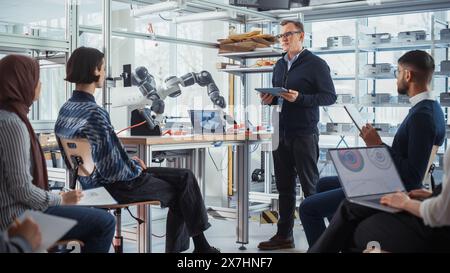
[217,15,450,200]
[356,17,450,189]
[308,17,450,178]
[218,44,280,194]
[218,66,274,76]
[218,48,283,61]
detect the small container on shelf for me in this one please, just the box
[397,94,410,104]
[326,36,353,48]
[361,33,392,45]
[397,30,427,43]
[326,123,340,133]
[362,63,394,77]
[326,123,355,133]
[440,28,450,40]
[336,94,354,104]
[361,93,391,105]
[440,60,450,73]
[440,93,450,106]
[373,123,391,133]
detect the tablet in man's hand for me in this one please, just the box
[344,105,366,133]
[255,87,288,97]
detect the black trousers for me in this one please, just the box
[273,134,319,237]
[105,167,210,253]
[309,199,450,253]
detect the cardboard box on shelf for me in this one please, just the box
[440,92,450,106]
[326,36,353,48]
[361,33,392,45]
[218,30,276,53]
[441,60,450,73]
[362,63,394,76]
[397,95,410,104]
[372,123,391,133]
[326,123,355,133]
[361,93,391,104]
[216,62,241,69]
[336,94,353,104]
[441,28,450,40]
[397,30,427,42]
[219,41,259,53]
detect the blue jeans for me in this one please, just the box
[45,206,115,253]
[299,176,345,247]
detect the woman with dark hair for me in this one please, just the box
[0,54,115,253]
[55,46,219,253]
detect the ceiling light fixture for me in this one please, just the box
[173,10,237,24]
[131,0,186,18]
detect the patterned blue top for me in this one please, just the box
[55,91,143,188]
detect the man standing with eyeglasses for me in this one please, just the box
[258,20,336,250]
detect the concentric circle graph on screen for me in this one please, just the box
[337,150,365,172]
[366,148,392,169]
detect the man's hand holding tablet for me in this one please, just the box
[255,87,289,97]
[360,124,383,146]
[260,93,275,105]
[344,105,382,146]
[257,88,300,104]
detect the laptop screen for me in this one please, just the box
[189,110,225,135]
[329,146,405,198]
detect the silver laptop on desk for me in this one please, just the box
[188,109,225,135]
[328,146,405,213]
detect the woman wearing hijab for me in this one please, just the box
[0,54,115,253]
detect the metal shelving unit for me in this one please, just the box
[218,48,283,61]
[311,17,450,175]
[218,66,274,76]
[218,14,450,217]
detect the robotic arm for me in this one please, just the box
[122,66,226,133]
[171,71,226,109]
[133,67,226,109]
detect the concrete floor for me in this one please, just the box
[121,207,309,253]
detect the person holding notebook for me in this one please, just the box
[0,217,41,253]
[299,50,446,249]
[0,54,115,253]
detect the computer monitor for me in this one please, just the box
[189,110,226,135]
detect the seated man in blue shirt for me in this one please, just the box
[55,47,219,253]
[299,50,446,249]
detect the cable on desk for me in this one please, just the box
[117,121,147,135]
[207,148,228,172]
[250,144,260,153]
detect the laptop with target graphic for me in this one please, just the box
[328,146,405,213]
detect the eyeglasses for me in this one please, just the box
[394,68,417,77]
[276,31,302,39]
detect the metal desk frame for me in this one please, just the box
[121,135,270,253]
